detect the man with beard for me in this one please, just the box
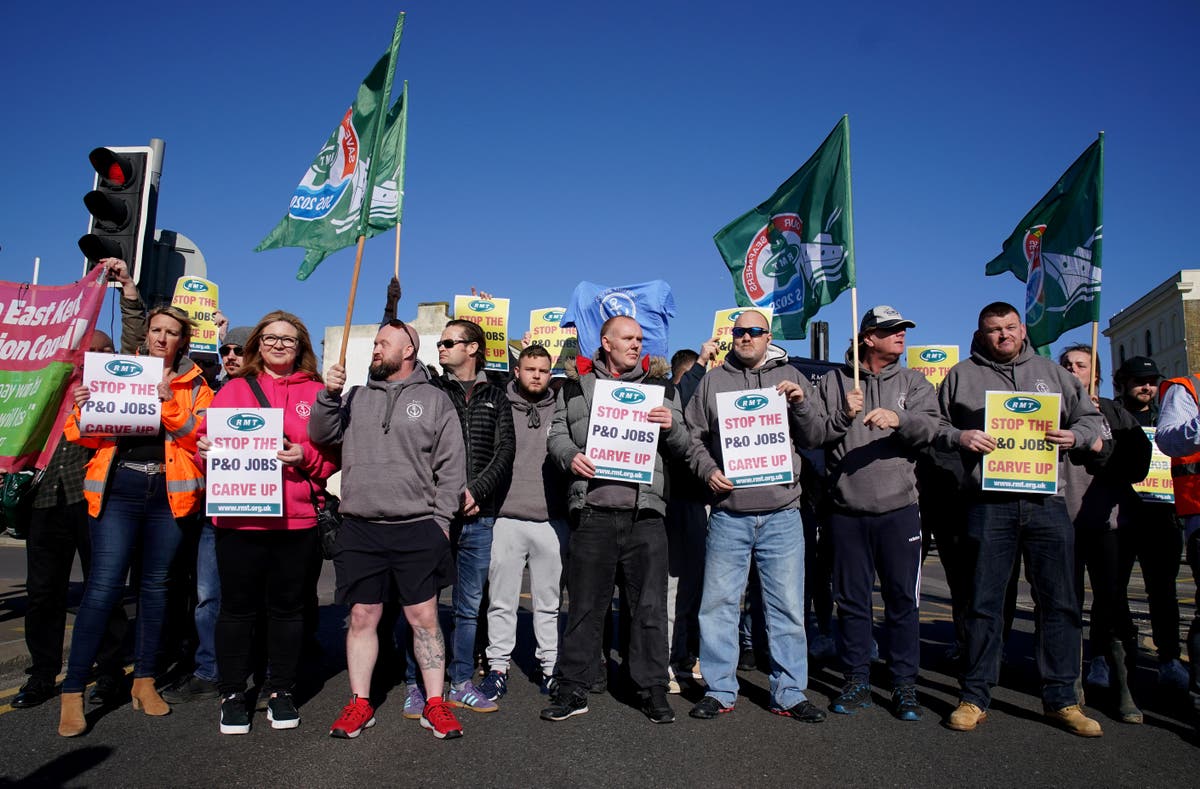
[310,321,467,740]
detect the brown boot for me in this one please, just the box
[130,677,170,716]
[1045,704,1103,737]
[58,692,86,737]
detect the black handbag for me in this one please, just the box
[245,375,341,559]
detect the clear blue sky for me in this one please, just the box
[4,0,1197,390]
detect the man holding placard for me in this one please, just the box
[542,315,689,724]
[811,306,939,722]
[936,301,1105,737]
[683,309,827,724]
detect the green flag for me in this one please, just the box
[366,82,408,237]
[714,116,855,340]
[985,134,1104,350]
[255,14,404,280]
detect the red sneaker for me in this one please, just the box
[329,696,376,739]
[420,696,464,740]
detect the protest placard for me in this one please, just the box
[716,387,793,487]
[906,345,958,387]
[454,295,510,372]
[1134,427,1174,503]
[0,265,107,472]
[981,391,1061,494]
[171,276,220,354]
[528,307,578,375]
[78,353,164,437]
[585,380,664,484]
[711,307,773,368]
[205,408,284,516]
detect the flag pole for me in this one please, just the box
[1089,320,1099,398]
[394,223,402,280]
[339,235,367,366]
[851,286,860,388]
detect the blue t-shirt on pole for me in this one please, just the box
[562,280,677,360]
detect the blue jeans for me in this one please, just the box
[194,521,220,682]
[699,508,809,708]
[64,467,184,692]
[962,494,1080,710]
[450,516,494,685]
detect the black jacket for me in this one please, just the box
[434,371,516,517]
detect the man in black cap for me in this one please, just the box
[810,305,939,721]
[1113,356,1188,690]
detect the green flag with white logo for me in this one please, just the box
[985,134,1104,351]
[366,82,408,237]
[714,116,855,340]
[255,14,404,281]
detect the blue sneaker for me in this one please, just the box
[1159,658,1189,691]
[403,684,425,720]
[447,680,499,713]
[540,674,558,696]
[830,682,872,715]
[478,670,508,701]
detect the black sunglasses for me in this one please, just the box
[219,345,244,357]
[437,338,469,350]
[731,326,768,339]
[383,319,419,348]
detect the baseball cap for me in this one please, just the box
[860,305,916,333]
[1116,356,1161,381]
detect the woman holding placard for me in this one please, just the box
[195,310,338,735]
[59,301,213,737]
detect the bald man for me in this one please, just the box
[542,315,690,724]
[683,309,827,723]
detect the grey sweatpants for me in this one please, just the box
[485,517,569,674]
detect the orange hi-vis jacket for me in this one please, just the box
[1159,374,1200,517]
[65,359,213,519]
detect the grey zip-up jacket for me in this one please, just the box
[309,364,466,529]
[684,345,825,513]
[935,337,1105,492]
[813,351,939,514]
[497,380,565,522]
[547,353,689,517]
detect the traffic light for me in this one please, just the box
[79,143,160,284]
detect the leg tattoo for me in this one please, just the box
[414,625,446,671]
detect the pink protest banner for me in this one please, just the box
[0,265,107,472]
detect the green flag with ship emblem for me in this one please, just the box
[255,14,404,280]
[714,116,855,340]
[985,134,1104,351]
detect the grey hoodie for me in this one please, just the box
[497,379,565,521]
[935,336,1105,492]
[308,364,466,529]
[684,344,825,513]
[813,350,939,514]
[548,352,690,516]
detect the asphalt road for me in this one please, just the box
[0,542,1198,787]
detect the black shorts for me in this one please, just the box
[334,516,453,606]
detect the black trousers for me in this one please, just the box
[25,497,127,683]
[1075,527,1136,654]
[558,508,668,695]
[215,528,319,695]
[1119,503,1182,661]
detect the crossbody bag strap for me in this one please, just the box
[247,375,322,512]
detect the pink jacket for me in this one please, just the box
[198,371,340,531]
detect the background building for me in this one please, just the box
[1104,270,1200,392]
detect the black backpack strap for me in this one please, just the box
[245,375,271,408]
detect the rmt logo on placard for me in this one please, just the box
[468,300,495,312]
[542,309,564,322]
[734,394,769,411]
[1003,396,1041,414]
[226,413,266,432]
[919,349,948,363]
[611,387,646,405]
[104,359,143,377]
[182,279,208,293]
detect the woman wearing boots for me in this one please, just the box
[1060,346,1152,724]
[196,311,337,734]
[59,299,212,736]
